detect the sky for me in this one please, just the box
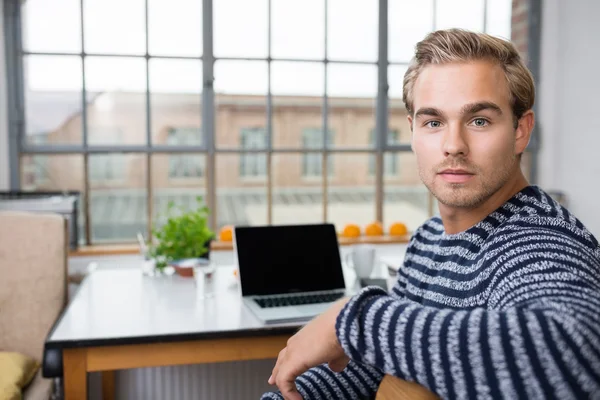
[21,0,511,98]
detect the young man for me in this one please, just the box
[262,29,600,400]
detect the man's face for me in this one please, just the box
[409,60,525,209]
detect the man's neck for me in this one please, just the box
[439,172,530,235]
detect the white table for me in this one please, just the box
[46,260,396,399]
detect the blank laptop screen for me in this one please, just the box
[235,224,346,296]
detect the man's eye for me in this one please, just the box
[426,121,441,128]
[472,118,489,127]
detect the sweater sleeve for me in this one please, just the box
[335,261,600,399]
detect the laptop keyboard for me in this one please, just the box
[254,292,345,309]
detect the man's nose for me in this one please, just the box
[442,123,469,157]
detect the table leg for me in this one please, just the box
[102,370,116,400]
[63,348,88,400]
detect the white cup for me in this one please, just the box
[345,245,376,279]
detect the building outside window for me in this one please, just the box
[89,129,126,183]
[240,127,267,178]
[167,127,204,179]
[369,130,399,176]
[302,128,334,177]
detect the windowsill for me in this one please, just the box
[69,234,410,257]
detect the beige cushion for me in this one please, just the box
[0,211,67,362]
[0,352,40,400]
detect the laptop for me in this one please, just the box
[234,223,348,324]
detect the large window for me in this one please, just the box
[8,0,522,244]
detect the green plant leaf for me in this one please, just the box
[149,197,215,264]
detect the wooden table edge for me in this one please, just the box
[62,334,291,400]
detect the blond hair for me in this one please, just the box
[403,29,535,124]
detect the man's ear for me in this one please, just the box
[407,115,414,152]
[515,110,534,155]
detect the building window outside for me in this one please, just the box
[302,128,334,177]
[167,127,204,179]
[89,129,127,183]
[240,127,267,177]
[369,130,399,176]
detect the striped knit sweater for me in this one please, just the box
[262,186,600,399]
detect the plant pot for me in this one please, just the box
[173,264,195,278]
[170,257,210,278]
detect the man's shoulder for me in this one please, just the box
[493,196,600,259]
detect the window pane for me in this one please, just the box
[215,61,268,149]
[389,0,433,63]
[388,65,413,144]
[486,0,512,39]
[83,0,145,55]
[435,0,485,32]
[368,131,402,175]
[150,59,202,146]
[328,0,377,61]
[272,62,324,149]
[152,154,206,230]
[86,57,147,145]
[216,154,268,228]
[19,155,86,245]
[388,64,408,99]
[272,62,324,96]
[271,0,324,60]
[214,0,268,57]
[89,154,147,243]
[22,0,81,53]
[272,153,323,225]
[383,153,430,233]
[328,64,376,149]
[302,129,334,177]
[327,153,376,228]
[24,56,83,145]
[148,0,202,57]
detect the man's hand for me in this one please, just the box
[268,298,351,400]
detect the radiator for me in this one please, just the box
[88,359,277,400]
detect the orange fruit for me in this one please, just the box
[365,221,384,236]
[342,224,361,238]
[389,222,408,236]
[219,225,233,242]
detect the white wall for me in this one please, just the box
[0,5,10,190]
[538,0,600,237]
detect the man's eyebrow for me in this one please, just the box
[414,107,446,119]
[461,101,503,116]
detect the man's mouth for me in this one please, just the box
[438,169,475,183]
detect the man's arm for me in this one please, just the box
[336,262,600,399]
[262,360,384,400]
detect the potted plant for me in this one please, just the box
[149,196,215,276]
